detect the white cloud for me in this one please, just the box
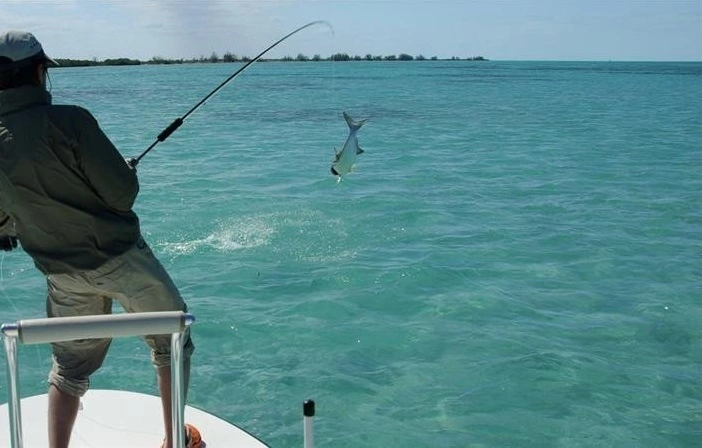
[1,0,319,60]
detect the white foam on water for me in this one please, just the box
[161,216,276,255]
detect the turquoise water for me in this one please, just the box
[1,61,701,447]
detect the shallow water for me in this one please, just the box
[1,60,700,447]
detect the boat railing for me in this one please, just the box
[1,311,193,448]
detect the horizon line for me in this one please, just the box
[51,58,702,64]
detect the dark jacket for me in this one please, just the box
[0,85,140,274]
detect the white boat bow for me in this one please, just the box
[0,389,268,447]
[1,311,315,447]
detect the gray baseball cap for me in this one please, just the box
[0,30,58,67]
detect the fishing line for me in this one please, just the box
[130,20,334,167]
[329,35,339,117]
[0,253,16,311]
[0,253,47,371]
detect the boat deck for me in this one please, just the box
[0,389,268,447]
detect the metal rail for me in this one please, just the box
[1,311,194,448]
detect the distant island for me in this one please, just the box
[54,53,488,67]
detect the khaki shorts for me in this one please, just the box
[45,237,194,397]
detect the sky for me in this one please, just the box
[2,0,701,62]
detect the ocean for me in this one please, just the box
[0,60,700,447]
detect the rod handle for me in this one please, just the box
[158,118,184,142]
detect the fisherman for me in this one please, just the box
[0,30,202,448]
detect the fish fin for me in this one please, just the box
[356,147,365,155]
[343,111,367,131]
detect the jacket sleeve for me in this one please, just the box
[0,185,16,236]
[0,209,16,236]
[72,107,139,212]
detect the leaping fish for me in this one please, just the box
[331,112,367,180]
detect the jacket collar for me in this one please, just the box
[0,85,52,116]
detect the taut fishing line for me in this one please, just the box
[129,20,334,167]
[0,253,47,371]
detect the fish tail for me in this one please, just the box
[343,111,367,131]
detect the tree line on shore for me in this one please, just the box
[54,53,487,67]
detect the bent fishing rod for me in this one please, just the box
[129,20,332,168]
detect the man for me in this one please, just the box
[0,31,202,448]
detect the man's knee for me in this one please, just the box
[48,338,111,397]
[48,371,89,397]
[149,333,195,369]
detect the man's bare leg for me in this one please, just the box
[158,359,190,448]
[48,384,80,448]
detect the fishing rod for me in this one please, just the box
[129,20,332,167]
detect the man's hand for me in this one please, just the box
[125,158,138,169]
[0,236,17,251]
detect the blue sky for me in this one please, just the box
[2,0,700,61]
